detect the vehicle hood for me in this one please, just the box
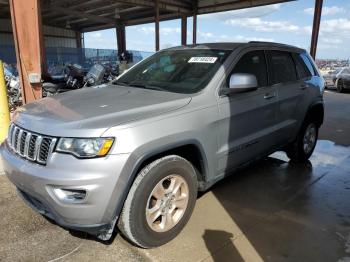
[13,85,191,137]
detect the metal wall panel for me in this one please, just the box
[0,33,14,45]
[0,19,76,48]
[44,37,76,48]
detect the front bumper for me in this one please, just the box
[0,141,130,235]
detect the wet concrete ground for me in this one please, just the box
[0,90,350,261]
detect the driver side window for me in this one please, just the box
[231,50,268,87]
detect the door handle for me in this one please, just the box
[264,93,276,99]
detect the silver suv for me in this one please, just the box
[1,42,324,248]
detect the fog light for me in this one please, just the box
[53,188,86,202]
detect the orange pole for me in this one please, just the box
[310,0,323,59]
[10,0,45,103]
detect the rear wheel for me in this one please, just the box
[286,118,318,162]
[336,79,344,93]
[118,155,198,248]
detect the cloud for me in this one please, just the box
[320,18,350,36]
[219,34,274,42]
[321,37,343,44]
[198,31,214,39]
[201,4,281,20]
[318,18,350,49]
[138,26,181,36]
[225,17,311,34]
[91,32,102,38]
[304,6,345,16]
[84,31,116,49]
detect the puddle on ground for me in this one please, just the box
[271,140,350,168]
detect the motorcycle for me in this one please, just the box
[4,64,22,112]
[43,63,114,96]
[42,63,85,97]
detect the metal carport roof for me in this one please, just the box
[1,0,293,32]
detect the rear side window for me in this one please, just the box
[231,50,268,87]
[292,53,312,79]
[300,53,316,76]
[269,51,297,84]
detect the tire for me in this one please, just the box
[336,79,344,93]
[286,117,319,162]
[118,155,198,248]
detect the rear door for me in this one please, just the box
[267,50,309,146]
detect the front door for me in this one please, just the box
[217,50,278,175]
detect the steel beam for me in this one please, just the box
[310,0,323,59]
[155,0,160,51]
[181,15,187,45]
[114,0,191,14]
[198,0,293,14]
[10,0,44,103]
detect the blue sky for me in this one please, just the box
[84,0,350,59]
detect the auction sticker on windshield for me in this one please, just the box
[188,57,218,63]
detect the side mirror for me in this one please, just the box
[222,73,258,95]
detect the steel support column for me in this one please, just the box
[75,31,82,48]
[193,0,197,44]
[116,23,126,55]
[155,0,160,51]
[10,0,44,103]
[310,0,323,59]
[181,15,187,45]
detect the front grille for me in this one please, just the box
[7,123,57,165]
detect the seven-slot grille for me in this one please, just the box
[7,123,57,165]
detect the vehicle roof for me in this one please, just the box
[165,41,306,53]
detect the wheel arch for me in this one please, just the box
[131,140,209,189]
[305,101,324,127]
[109,140,209,224]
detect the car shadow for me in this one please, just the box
[202,153,316,260]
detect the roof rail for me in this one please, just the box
[249,41,284,45]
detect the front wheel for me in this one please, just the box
[286,118,319,162]
[118,155,198,248]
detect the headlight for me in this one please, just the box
[56,138,114,158]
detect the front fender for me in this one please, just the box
[101,136,209,223]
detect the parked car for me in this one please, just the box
[0,42,324,248]
[323,68,342,88]
[334,67,350,93]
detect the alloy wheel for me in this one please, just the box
[303,123,317,154]
[146,175,189,233]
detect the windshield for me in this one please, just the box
[333,68,342,74]
[115,49,230,94]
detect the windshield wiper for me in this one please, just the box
[113,81,130,86]
[128,82,167,92]
[114,80,167,91]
